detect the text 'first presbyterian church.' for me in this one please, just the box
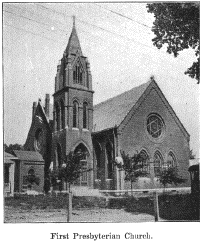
[23,18,190,192]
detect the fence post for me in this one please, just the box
[67,191,72,222]
[150,161,160,222]
[153,191,159,222]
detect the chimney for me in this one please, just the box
[32,102,37,120]
[45,94,50,118]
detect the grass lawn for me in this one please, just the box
[4,192,199,222]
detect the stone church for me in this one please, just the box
[24,20,190,192]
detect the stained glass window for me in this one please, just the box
[147,114,164,138]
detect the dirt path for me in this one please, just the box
[4,207,155,223]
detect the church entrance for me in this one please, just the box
[74,143,89,186]
[93,138,115,190]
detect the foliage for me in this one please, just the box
[189,149,196,159]
[25,174,40,187]
[157,166,186,188]
[49,151,93,190]
[4,143,24,154]
[147,3,199,83]
[115,151,148,189]
[49,168,60,187]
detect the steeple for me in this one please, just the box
[54,15,93,93]
[65,16,82,56]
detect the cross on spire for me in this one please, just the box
[73,15,76,28]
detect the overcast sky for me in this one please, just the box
[3,2,200,157]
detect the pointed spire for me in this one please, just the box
[65,15,82,56]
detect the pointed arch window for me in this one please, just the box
[55,103,60,131]
[153,151,163,177]
[60,100,65,129]
[167,152,176,168]
[139,150,150,174]
[28,168,35,176]
[73,101,79,128]
[73,61,83,85]
[83,102,88,129]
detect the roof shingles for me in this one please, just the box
[13,150,44,162]
[93,81,151,132]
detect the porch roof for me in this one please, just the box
[13,150,44,162]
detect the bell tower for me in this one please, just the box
[52,16,94,188]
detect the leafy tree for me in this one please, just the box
[147,3,199,83]
[26,174,40,189]
[4,143,24,154]
[49,168,60,188]
[189,149,196,159]
[115,151,148,192]
[49,151,93,222]
[49,151,93,192]
[157,166,186,191]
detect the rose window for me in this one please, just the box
[147,114,164,138]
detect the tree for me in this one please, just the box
[56,151,93,191]
[49,151,93,222]
[26,174,40,190]
[157,166,186,191]
[189,149,196,159]
[147,3,199,83]
[115,151,148,192]
[4,143,24,154]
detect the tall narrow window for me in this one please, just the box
[73,70,76,81]
[73,62,83,85]
[60,100,65,129]
[154,151,163,177]
[86,72,89,88]
[139,150,150,174]
[73,101,79,128]
[83,102,88,129]
[55,103,60,131]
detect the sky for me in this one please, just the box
[2,2,200,157]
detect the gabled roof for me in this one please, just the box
[13,150,44,162]
[93,79,190,140]
[35,100,53,126]
[93,80,151,132]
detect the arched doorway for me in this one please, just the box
[74,143,89,186]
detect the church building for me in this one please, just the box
[24,18,190,192]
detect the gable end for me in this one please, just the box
[118,81,190,141]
